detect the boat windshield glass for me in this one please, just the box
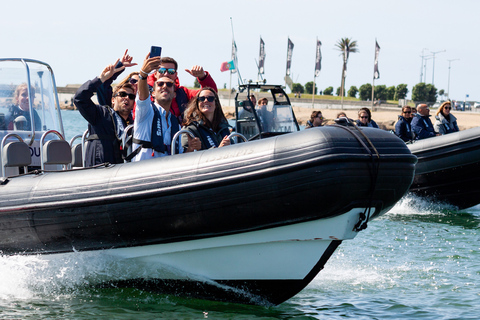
[0,60,62,135]
[235,86,299,139]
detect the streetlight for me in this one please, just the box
[423,56,433,83]
[419,48,428,83]
[447,59,459,99]
[430,49,446,85]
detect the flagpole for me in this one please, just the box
[312,38,317,107]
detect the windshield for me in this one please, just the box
[235,86,299,139]
[0,59,63,137]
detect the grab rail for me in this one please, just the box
[227,132,248,143]
[171,129,196,155]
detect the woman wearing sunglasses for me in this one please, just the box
[181,88,231,152]
[395,106,414,142]
[434,101,459,135]
[355,107,379,128]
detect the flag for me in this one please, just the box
[286,38,294,76]
[314,39,322,77]
[258,37,266,74]
[220,60,235,72]
[374,40,380,79]
[231,40,238,74]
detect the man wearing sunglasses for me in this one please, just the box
[146,56,217,122]
[395,106,414,142]
[74,61,135,167]
[131,53,201,161]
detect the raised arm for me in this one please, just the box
[138,53,161,101]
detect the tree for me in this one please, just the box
[412,83,437,102]
[336,86,344,97]
[292,83,304,94]
[359,83,372,100]
[323,86,334,95]
[386,86,396,100]
[348,86,358,98]
[374,85,387,101]
[335,38,359,99]
[396,84,408,100]
[194,78,200,88]
[305,81,317,95]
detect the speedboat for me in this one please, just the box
[408,126,480,209]
[0,60,417,305]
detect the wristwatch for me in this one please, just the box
[138,73,148,80]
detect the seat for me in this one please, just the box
[42,140,72,169]
[71,143,83,168]
[1,141,31,177]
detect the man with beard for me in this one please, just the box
[74,61,135,166]
[132,53,201,161]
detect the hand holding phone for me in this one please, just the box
[150,46,162,58]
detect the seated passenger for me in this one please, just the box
[146,57,217,122]
[74,61,135,166]
[411,104,437,140]
[395,106,414,142]
[6,83,42,131]
[305,111,324,128]
[256,97,274,131]
[132,53,194,161]
[181,88,230,151]
[355,107,379,128]
[434,101,459,135]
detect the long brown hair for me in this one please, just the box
[183,87,227,131]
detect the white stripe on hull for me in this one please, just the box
[86,208,365,281]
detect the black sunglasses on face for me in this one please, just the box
[115,91,136,100]
[129,78,138,85]
[403,111,411,114]
[198,96,215,102]
[157,81,174,88]
[444,106,451,110]
[158,68,177,75]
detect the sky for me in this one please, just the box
[2,0,479,101]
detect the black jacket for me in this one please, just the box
[181,120,231,150]
[74,77,133,167]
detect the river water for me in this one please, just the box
[0,110,478,319]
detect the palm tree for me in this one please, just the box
[335,38,359,102]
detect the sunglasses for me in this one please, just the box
[115,91,136,100]
[158,68,177,75]
[360,116,368,119]
[403,111,411,114]
[157,81,174,88]
[199,96,215,102]
[444,106,451,110]
[129,78,138,85]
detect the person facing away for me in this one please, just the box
[411,104,437,140]
[74,61,135,167]
[6,83,42,131]
[146,57,217,122]
[305,111,324,129]
[355,107,379,128]
[181,88,231,151]
[434,101,459,135]
[395,106,414,142]
[132,52,197,161]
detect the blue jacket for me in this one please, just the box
[395,115,413,142]
[355,119,379,128]
[411,113,435,140]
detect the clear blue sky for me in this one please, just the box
[2,0,479,101]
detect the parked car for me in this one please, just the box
[474,102,480,109]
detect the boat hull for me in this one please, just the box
[0,127,416,304]
[408,126,480,209]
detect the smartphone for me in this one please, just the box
[150,46,162,58]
